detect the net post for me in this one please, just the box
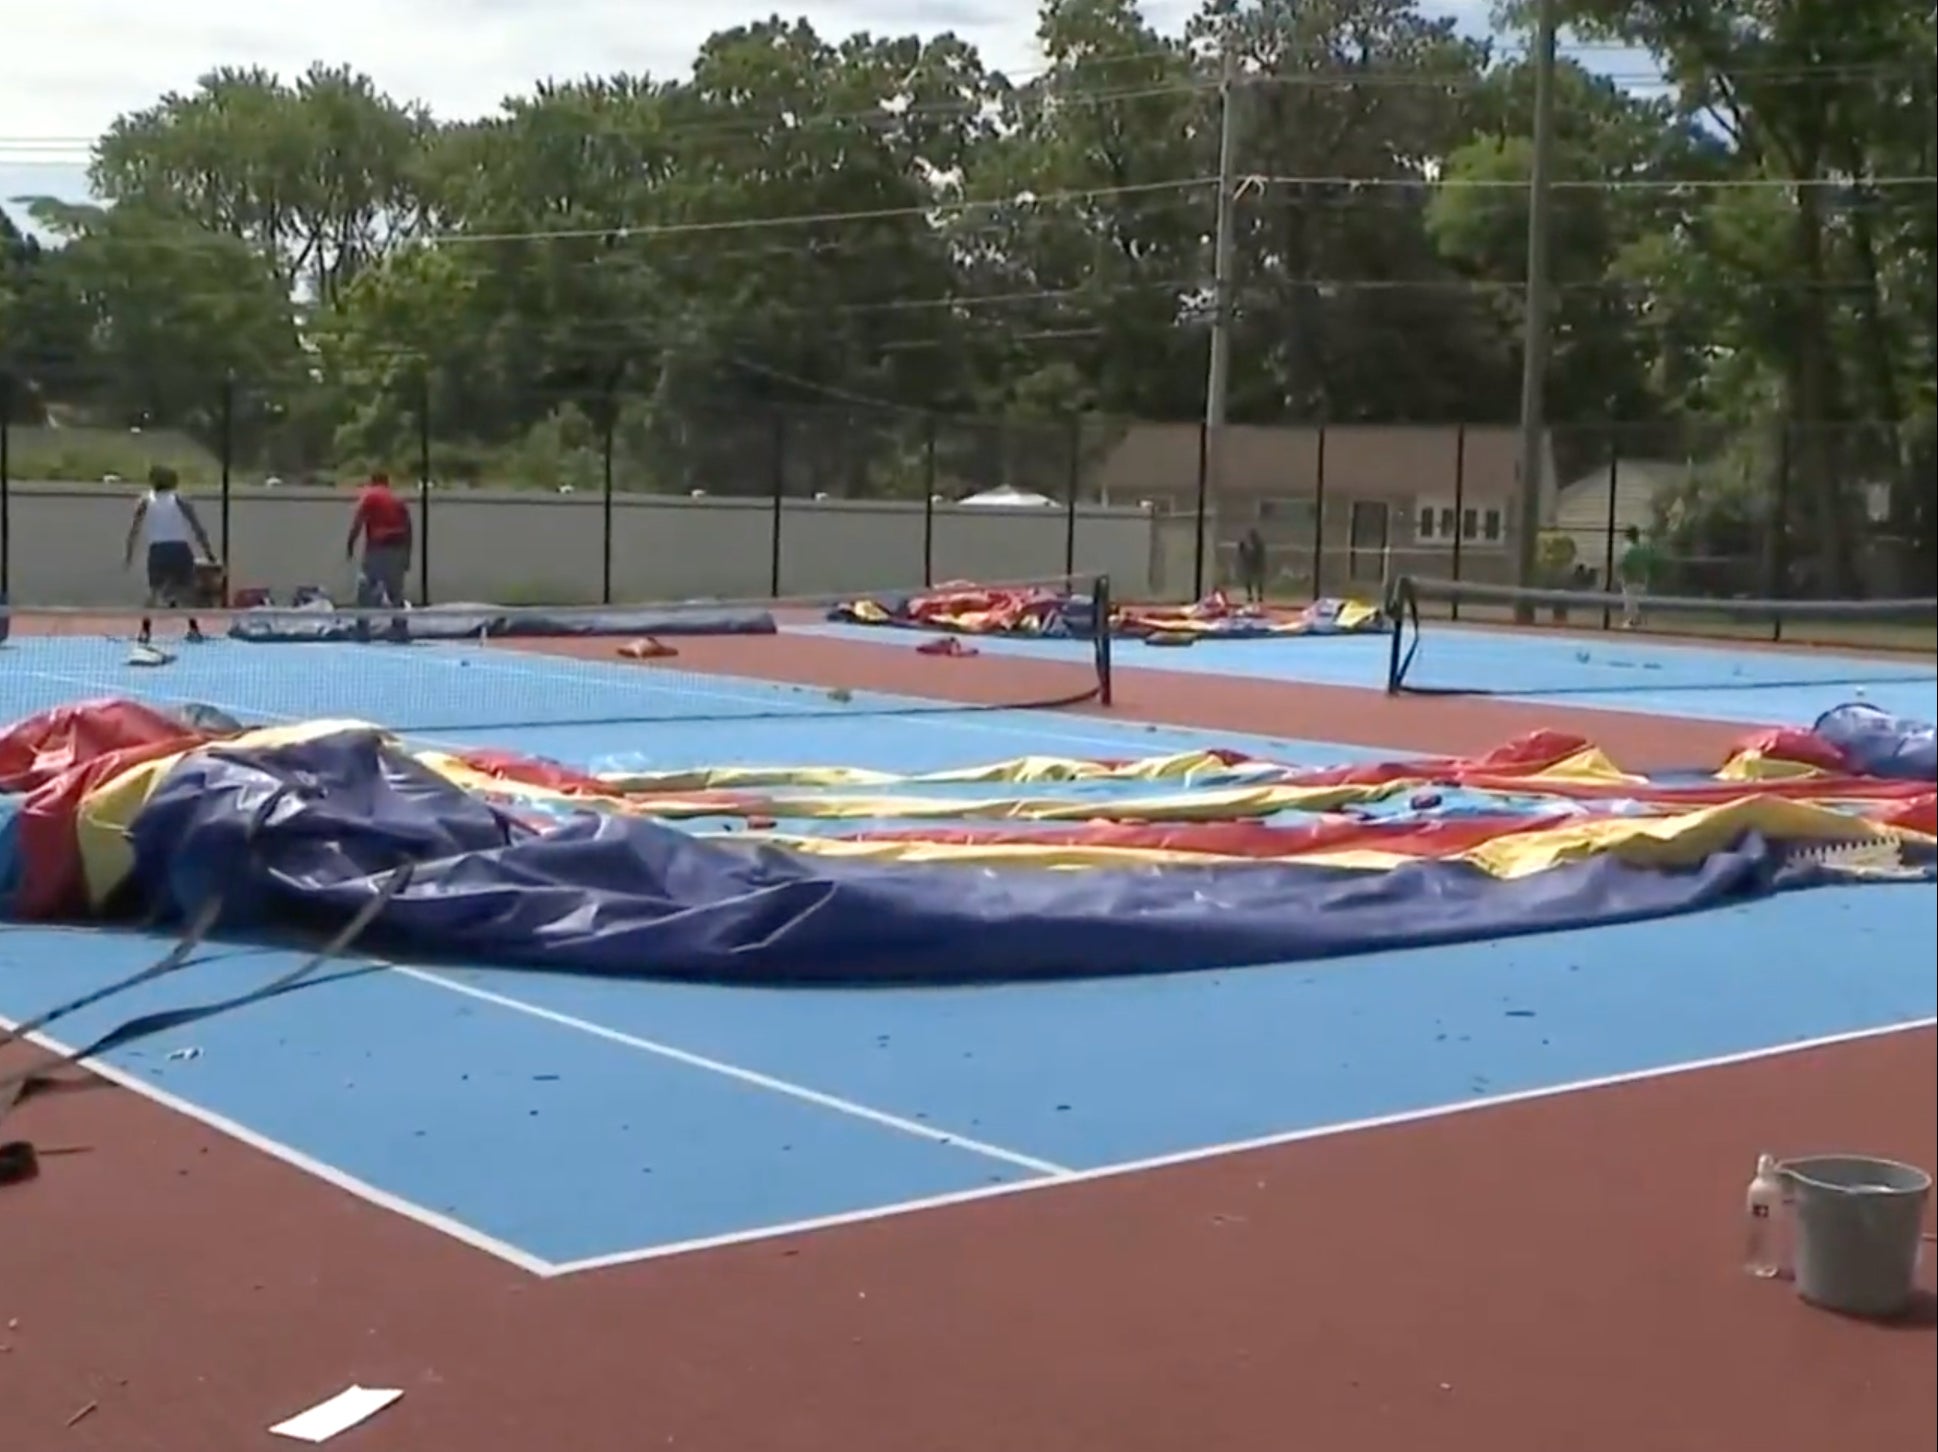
[1449,423,1465,599]
[1092,573,1114,707]
[1383,574,1411,694]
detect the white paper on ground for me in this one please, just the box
[269,1386,404,1443]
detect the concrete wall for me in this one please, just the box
[1094,422,1555,515]
[6,483,1159,608]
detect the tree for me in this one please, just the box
[1515,0,1938,588]
[1197,0,1510,423]
[21,199,303,442]
[1427,58,1730,434]
[90,65,435,302]
[953,0,1208,421]
[12,0,1923,562]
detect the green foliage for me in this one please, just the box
[1499,0,1938,589]
[1536,530,1579,584]
[4,423,221,484]
[0,0,1927,582]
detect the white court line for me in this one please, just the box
[5,945,1928,1281]
[12,648,1927,1275]
[540,1014,1938,1277]
[390,965,1072,1179]
[0,1011,560,1277]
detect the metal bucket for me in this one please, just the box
[1785,1155,1931,1319]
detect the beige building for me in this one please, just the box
[1090,421,1555,598]
[1549,458,1695,585]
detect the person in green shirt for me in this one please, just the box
[1616,526,1658,629]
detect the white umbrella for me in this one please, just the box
[957,484,1059,508]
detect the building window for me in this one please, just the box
[1415,499,1506,545]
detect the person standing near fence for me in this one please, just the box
[1236,527,1269,604]
[1617,525,1659,629]
[125,465,215,646]
[346,471,414,609]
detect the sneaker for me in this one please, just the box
[186,620,207,644]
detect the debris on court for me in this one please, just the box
[0,697,1927,985]
[268,1385,403,1443]
[829,580,1388,640]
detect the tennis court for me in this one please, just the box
[1,589,1932,1452]
[802,603,1938,725]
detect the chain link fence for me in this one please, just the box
[1,363,1927,618]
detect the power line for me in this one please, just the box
[4,274,1199,376]
[1252,173,1937,192]
[12,167,1922,263]
[12,266,1905,353]
[420,178,1216,247]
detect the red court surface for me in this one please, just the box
[3,629,1932,1451]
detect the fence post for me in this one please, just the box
[415,370,432,608]
[1600,434,1620,630]
[921,412,937,587]
[1063,415,1081,577]
[1449,425,1468,614]
[768,408,786,598]
[1770,422,1793,639]
[218,372,235,598]
[0,369,11,601]
[1191,419,1210,600]
[600,406,616,606]
[1311,423,1328,599]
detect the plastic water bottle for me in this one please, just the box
[1744,1154,1790,1279]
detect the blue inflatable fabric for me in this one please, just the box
[229,604,777,643]
[1814,702,1938,783]
[123,730,1837,985]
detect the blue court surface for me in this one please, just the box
[797,620,1938,726]
[2,630,1934,1277]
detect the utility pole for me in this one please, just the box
[1512,0,1559,617]
[1201,25,1242,596]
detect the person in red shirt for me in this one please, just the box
[346,472,414,610]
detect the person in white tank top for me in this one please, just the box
[123,465,217,644]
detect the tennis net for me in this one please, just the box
[1384,575,1937,698]
[0,574,1115,735]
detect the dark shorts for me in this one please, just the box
[358,541,412,608]
[146,541,197,600]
